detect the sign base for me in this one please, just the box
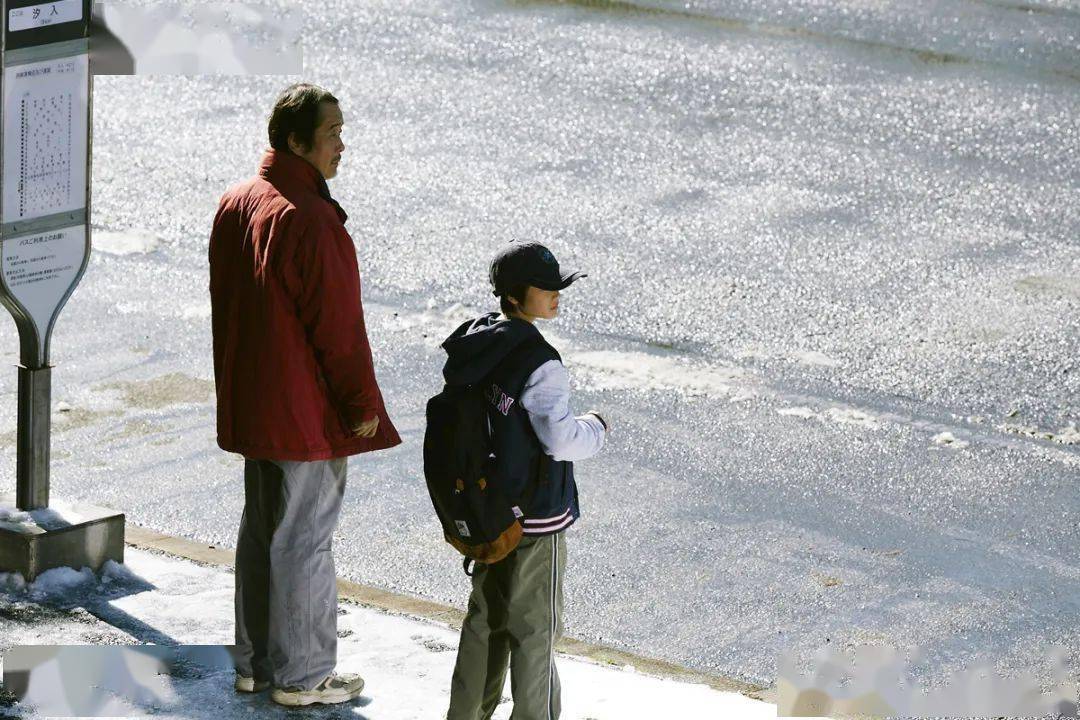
[0,494,124,581]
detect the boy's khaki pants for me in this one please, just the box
[447,532,567,720]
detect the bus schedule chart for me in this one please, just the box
[2,52,88,225]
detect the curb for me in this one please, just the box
[124,524,776,705]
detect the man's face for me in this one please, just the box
[290,101,344,179]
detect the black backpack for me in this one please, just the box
[424,381,523,571]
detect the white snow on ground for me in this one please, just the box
[0,560,136,602]
[0,548,774,719]
[932,432,971,450]
[91,229,160,256]
[789,351,840,369]
[776,405,880,430]
[822,408,878,429]
[1057,425,1080,444]
[0,571,24,593]
[0,506,31,526]
[998,422,1080,446]
[21,567,96,599]
[0,500,89,533]
[777,406,817,420]
[571,350,748,398]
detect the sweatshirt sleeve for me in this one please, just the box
[280,211,381,427]
[519,359,606,462]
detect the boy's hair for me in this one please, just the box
[499,285,529,317]
[268,83,339,153]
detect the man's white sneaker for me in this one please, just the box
[270,673,365,707]
[234,675,270,693]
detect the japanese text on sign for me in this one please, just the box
[1,225,86,358]
[8,0,83,32]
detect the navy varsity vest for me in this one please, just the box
[484,332,580,535]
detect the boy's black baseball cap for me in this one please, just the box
[489,241,587,296]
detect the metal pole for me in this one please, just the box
[16,366,50,510]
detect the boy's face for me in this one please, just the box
[517,286,560,321]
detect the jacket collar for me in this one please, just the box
[258,149,348,224]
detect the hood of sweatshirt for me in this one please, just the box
[441,312,543,386]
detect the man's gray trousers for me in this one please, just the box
[233,457,347,690]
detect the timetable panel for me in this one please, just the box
[2,53,89,224]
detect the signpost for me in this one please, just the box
[0,0,123,581]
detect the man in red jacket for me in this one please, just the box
[209,83,401,707]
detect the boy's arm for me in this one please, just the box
[519,360,606,462]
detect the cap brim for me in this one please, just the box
[558,270,586,289]
[534,270,586,291]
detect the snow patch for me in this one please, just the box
[102,559,139,584]
[1,547,772,719]
[1014,274,1080,300]
[998,422,1080,446]
[0,563,108,603]
[777,405,879,429]
[440,302,473,321]
[1035,447,1080,469]
[0,500,89,532]
[1054,424,1080,445]
[824,407,878,429]
[778,406,817,420]
[572,351,746,397]
[0,505,33,526]
[0,557,149,604]
[932,432,970,450]
[0,570,26,593]
[93,229,160,256]
[389,302,482,335]
[791,350,841,368]
[29,566,97,597]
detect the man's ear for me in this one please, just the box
[287,131,308,155]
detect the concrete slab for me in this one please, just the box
[0,494,124,581]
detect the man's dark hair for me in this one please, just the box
[268,83,339,153]
[499,285,529,317]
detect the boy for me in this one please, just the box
[443,241,609,720]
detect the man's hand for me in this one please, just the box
[352,416,379,439]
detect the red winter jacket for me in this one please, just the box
[209,150,401,461]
